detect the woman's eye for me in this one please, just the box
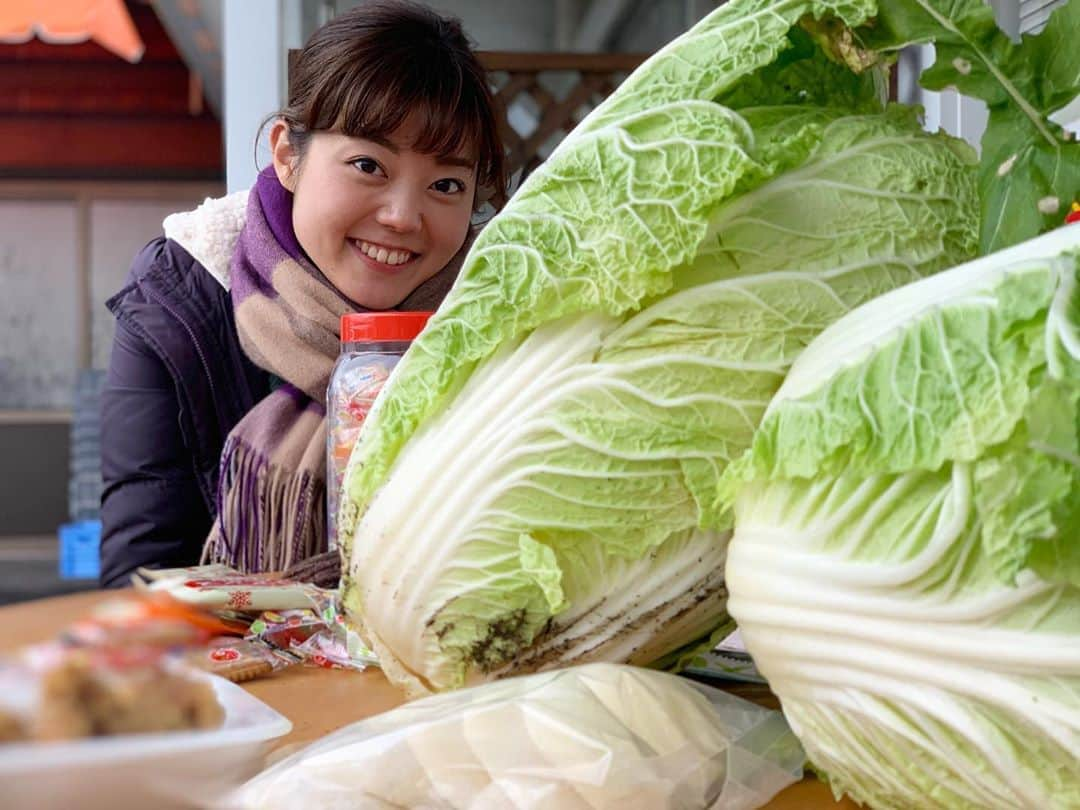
[351,157,383,176]
[431,178,466,195]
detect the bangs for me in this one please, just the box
[283,1,506,205]
[308,48,500,188]
[343,69,483,162]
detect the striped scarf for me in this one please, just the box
[203,168,460,572]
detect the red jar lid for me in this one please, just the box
[340,311,433,342]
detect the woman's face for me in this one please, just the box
[271,120,476,310]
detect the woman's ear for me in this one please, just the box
[269,120,299,190]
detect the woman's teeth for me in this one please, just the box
[356,240,413,266]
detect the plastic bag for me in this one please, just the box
[223,663,804,809]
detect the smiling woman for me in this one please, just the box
[271,125,477,310]
[266,0,504,309]
[97,0,506,587]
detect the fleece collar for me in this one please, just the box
[162,189,250,290]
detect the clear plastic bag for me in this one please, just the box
[223,663,804,809]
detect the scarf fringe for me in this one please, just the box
[203,435,327,573]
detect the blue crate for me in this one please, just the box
[58,520,101,580]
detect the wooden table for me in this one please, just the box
[2,591,857,809]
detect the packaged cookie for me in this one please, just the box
[188,638,297,684]
[143,570,319,612]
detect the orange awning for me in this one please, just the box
[0,0,144,63]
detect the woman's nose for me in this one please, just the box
[374,186,422,232]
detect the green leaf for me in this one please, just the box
[858,0,1080,252]
[980,107,1080,257]
[578,0,878,135]
[716,26,888,113]
[974,379,1079,585]
[730,247,1067,486]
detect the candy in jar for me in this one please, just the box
[326,312,432,549]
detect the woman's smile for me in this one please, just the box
[349,237,420,272]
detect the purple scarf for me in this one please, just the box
[203,168,462,572]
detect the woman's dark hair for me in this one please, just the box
[274,0,506,208]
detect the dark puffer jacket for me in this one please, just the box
[99,237,270,587]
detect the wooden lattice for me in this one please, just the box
[478,52,647,184]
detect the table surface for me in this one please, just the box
[2,590,857,809]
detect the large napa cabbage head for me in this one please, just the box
[724,224,1080,809]
[338,0,979,696]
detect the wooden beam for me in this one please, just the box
[0,179,223,199]
[0,115,223,179]
[0,62,193,115]
[286,50,649,84]
[478,51,647,73]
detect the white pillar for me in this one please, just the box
[223,1,287,193]
[988,0,1021,38]
[895,43,989,153]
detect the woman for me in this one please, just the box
[99,0,505,587]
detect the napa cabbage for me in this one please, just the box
[338,0,980,695]
[724,224,1080,809]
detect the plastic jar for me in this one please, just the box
[326,311,432,550]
